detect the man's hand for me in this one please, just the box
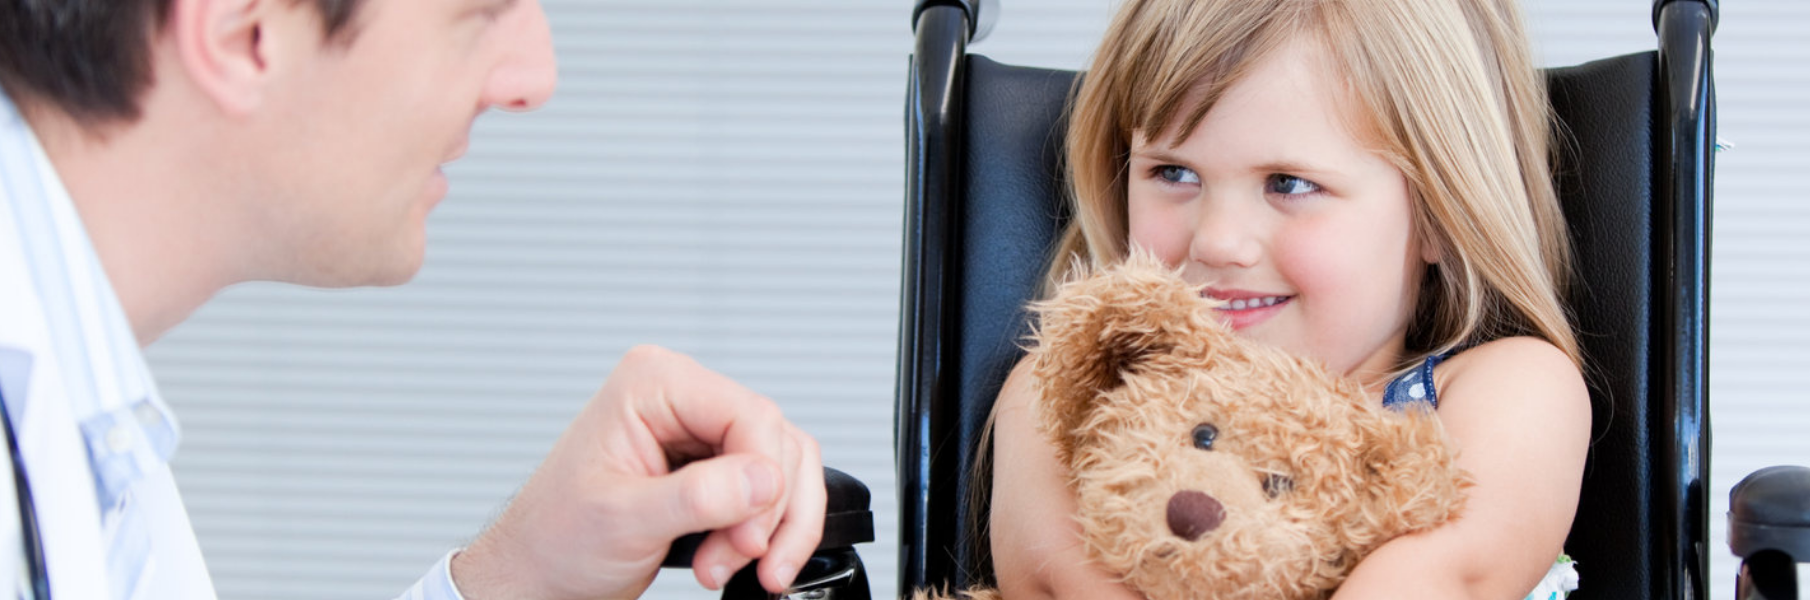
[451,345,826,600]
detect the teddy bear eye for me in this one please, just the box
[1191,424,1218,450]
[1262,473,1295,499]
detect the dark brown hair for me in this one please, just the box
[0,0,365,123]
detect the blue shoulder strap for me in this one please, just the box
[1382,353,1448,410]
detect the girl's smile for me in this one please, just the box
[1202,288,1294,331]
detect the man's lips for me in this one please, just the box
[445,140,469,164]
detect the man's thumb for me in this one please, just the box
[648,455,781,538]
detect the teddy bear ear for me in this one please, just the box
[1025,251,1215,456]
[1347,404,1472,537]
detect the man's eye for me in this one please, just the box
[1265,174,1321,195]
[473,0,516,22]
[1155,165,1200,185]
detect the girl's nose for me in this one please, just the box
[1188,199,1261,269]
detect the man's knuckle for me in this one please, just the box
[748,396,784,421]
[679,471,734,524]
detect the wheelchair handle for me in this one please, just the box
[912,0,998,44]
[1653,0,1718,33]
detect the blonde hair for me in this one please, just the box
[1047,0,1580,370]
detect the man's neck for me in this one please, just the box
[21,98,241,347]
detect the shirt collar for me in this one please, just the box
[0,89,181,454]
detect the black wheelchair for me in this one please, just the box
[670,1,1810,598]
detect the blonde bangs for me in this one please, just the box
[1050,0,1315,291]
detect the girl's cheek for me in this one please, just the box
[1271,224,1365,293]
[1127,202,1190,265]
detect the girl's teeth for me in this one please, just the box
[1225,296,1286,310]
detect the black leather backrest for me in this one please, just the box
[941,52,1666,599]
[1549,52,1660,600]
[943,55,1076,587]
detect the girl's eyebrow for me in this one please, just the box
[1249,160,1338,178]
[1129,148,1190,163]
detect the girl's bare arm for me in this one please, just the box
[990,359,1145,600]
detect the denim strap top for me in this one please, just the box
[1381,353,1448,409]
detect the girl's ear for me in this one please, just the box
[1410,191,1446,265]
[1419,233,1444,265]
[1413,212,1447,265]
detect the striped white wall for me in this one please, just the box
[146,2,1810,599]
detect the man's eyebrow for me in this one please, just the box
[468,0,519,12]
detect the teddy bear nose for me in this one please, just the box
[1166,490,1226,541]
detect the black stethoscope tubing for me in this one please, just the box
[0,386,52,599]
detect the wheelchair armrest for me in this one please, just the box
[817,467,878,549]
[1730,465,1810,562]
[1729,465,1809,600]
[663,466,876,599]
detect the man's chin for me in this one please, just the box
[363,252,427,287]
[285,246,427,288]
[363,265,424,287]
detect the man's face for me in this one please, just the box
[247,0,556,287]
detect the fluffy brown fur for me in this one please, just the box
[916,255,1470,600]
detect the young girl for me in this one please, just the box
[987,0,1591,598]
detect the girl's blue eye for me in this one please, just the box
[1266,174,1321,195]
[1156,165,1200,185]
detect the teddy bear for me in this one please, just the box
[914,254,1470,600]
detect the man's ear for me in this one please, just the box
[167,0,311,115]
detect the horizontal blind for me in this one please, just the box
[147,2,1810,600]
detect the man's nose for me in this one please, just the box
[483,0,559,112]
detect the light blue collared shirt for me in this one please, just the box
[0,91,465,599]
